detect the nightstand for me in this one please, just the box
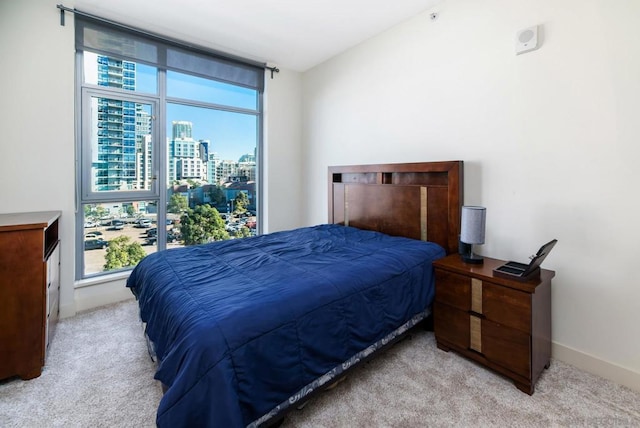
[432,254,555,394]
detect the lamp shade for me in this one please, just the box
[460,206,486,245]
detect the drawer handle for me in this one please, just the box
[468,311,485,319]
[471,278,483,314]
[470,316,482,353]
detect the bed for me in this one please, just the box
[127,161,463,427]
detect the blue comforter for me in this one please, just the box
[127,224,445,427]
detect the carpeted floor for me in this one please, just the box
[1,299,638,427]
[0,300,162,428]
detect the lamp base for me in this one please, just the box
[461,253,484,264]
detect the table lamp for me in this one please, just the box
[460,206,486,264]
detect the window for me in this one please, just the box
[76,16,264,279]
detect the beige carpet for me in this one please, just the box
[1,299,638,427]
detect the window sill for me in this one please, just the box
[75,270,131,289]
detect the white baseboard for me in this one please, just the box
[552,341,640,393]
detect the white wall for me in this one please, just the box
[0,0,304,317]
[264,69,305,233]
[0,0,76,316]
[302,0,640,389]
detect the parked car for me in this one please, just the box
[83,221,98,228]
[135,218,152,228]
[84,231,103,240]
[85,238,108,250]
[168,230,180,242]
[109,220,125,230]
[145,230,179,245]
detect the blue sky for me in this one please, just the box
[93,57,259,162]
[166,103,257,162]
[165,71,258,161]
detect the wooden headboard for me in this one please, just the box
[328,161,463,254]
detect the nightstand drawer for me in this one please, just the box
[435,270,531,333]
[434,305,531,379]
[433,302,469,350]
[435,270,470,311]
[482,282,531,334]
[481,319,531,378]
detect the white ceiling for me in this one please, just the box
[72,0,444,72]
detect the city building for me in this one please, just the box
[92,55,136,191]
[168,121,207,182]
[93,56,151,191]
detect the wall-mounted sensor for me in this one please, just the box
[515,25,539,55]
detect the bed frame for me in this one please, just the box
[329,161,463,254]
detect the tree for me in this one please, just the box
[186,179,201,189]
[208,186,226,206]
[180,204,229,245]
[234,192,249,213]
[95,206,107,219]
[232,226,252,238]
[103,236,146,270]
[126,205,135,217]
[168,193,188,214]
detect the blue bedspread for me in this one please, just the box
[127,224,445,427]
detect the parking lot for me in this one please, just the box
[83,222,178,275]
[83,214,257,275]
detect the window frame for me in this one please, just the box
[80,87,161,203]
[75,18,265,281]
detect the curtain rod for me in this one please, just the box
[55,4,280,78]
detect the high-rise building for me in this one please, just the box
[173,121,192,139]
[168,121,206,182]
[135,134,152,190]
[217,160,239,183]
[238,153,255,163]
[236,153,256,182]
[199,139,210,160]
[93,55,151,191]
[206,152,221,184]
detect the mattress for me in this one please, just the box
[126,224,445,427]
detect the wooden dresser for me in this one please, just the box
[0,211,61,380]
[433,254,555,394]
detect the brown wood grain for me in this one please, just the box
[0,211,60,381]
[433,253,554,395]
[328,161,463,254]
